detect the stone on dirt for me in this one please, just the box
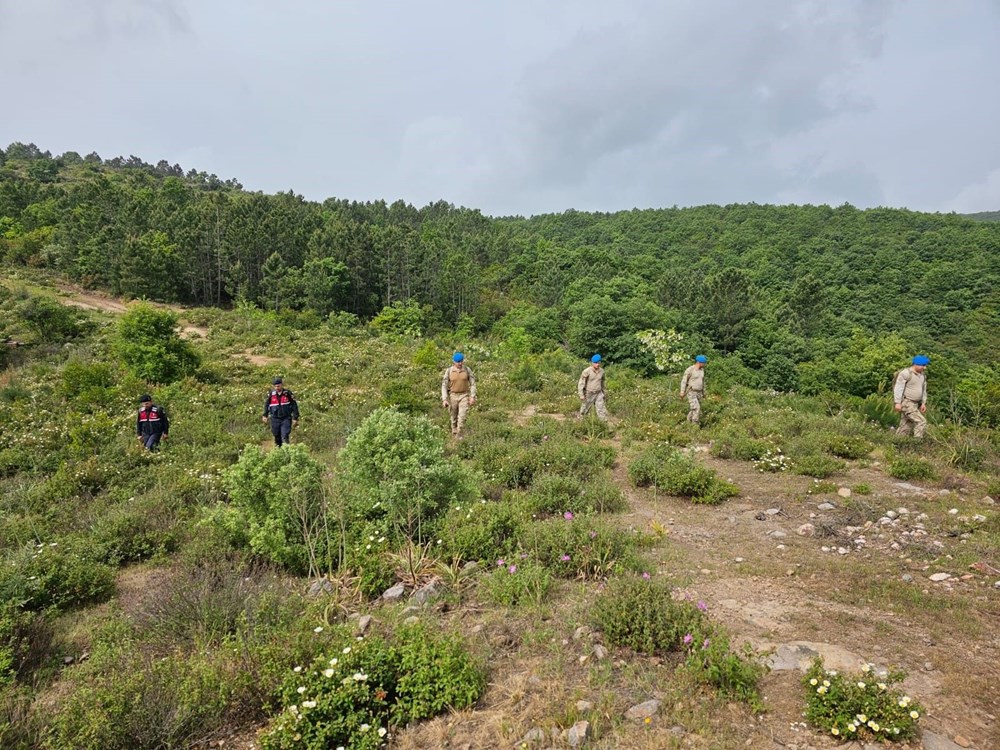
[798,523,815,537]
[929,572,951,582]
[565,720,591,747]
[921,731,969,750]
[624,699,661,721]
[381,583,405,601]
[837,487,851,498]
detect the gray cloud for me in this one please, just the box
[0,0,997,215]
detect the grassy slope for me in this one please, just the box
[1,271,998,749]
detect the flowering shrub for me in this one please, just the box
[524,472,626,517]
[262,623,485,750]
[803,658,921,742]
[824,435,873,460]
[440,499,526,564]
[521,517,639,580]
[752,448,792,473]
[594,578,768,708]
[635,328,688,373]
[481,558,552,606]
[592,577,705,655]
[710,432,773,461]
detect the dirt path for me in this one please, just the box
[606,434,1000,749]
[54,284,209,339]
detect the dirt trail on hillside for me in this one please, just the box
[54,284,209,339]
[602,430,1000,750]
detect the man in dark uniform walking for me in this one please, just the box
[262,377,299,447]
[136,394,170,450]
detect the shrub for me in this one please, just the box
[508,359,543,391]
[824,435,873,460]
[683,629,769,711]
[629,444,739,504]
[886,456,936,481]
[262,623,485,750]
[793,454,847,479]
[592,577,705,655]
[480,559,552,606]
[46,647,249,750]
[371,300,426,338]
[803,658,922,742]
[711,432,772,461]
[114,304,200,384]
[223,444,329,575]
[90,495,181,566]
[521,517,639,580]
[59,360,119,410]
[378,380,426,414]
[524,472,626,517]
[18,296,84,342]
[441,500,526,564]
[752,448,792,473]
[852,483,872,496]
[0,544,115,612]
[339,409,477,542]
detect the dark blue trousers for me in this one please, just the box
[270,417,292,446]
[141,433,163,451]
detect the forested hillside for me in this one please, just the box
[2,142,999,418]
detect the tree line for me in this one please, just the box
[2,141,999,417]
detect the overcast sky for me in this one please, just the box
[1,0,998,216]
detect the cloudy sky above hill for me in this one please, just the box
[1,0,998,216]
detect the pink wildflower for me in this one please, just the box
[683,633,693,645]
[563,511,574,520]
[561,555,571,562]
[508,564,517,574]
[696,600,708,612]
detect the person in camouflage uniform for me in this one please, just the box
[578,354,609,421]
[894,355,929,439]
[680,355,707,424]
[441,352,476,438]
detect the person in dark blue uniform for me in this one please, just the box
[136,394,170,450]
[262,377,299,447]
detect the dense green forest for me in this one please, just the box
[2,142,999,420]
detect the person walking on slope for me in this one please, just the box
[441,352,476,438]
[578,354,609,421]
[262,377,299,447]
[680,355,708,424]
[136,394,169,451]
[894,355,929,439]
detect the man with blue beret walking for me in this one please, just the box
[441,352,477,438]
[680,355,708,424]
[894,355,929,439]
[578,354,609,421]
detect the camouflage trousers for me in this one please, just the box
[448,393,471,434]
[897,399,927,439]
[579,391,609,421]
[686,391,703,423]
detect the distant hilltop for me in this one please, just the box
[963,211,1000,222]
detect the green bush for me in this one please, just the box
[262,623,485,750]
[592,577,705,655]
[824,435,873,460]
[441,500,526,564]
[0,544,115,612]
[222,444,329,574]
[114,304,200,384]
[339,408,477,542]
[371,300,426,338]
[46,647,249,750]
[90,495,181,566]
[852,483,872,496]
[886,456,936,481]
[59,360,119,410]
[379,380,426,414]
[684,629,768,712]
[803,658,921,742]
[793,454,847,479]
[710,431,772,461]
[629,444,739,504]
[508,359,543,391]
[480,559,552,606]
[521,517,639,580]
[524,472,626,517]
[18,296,85,342]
